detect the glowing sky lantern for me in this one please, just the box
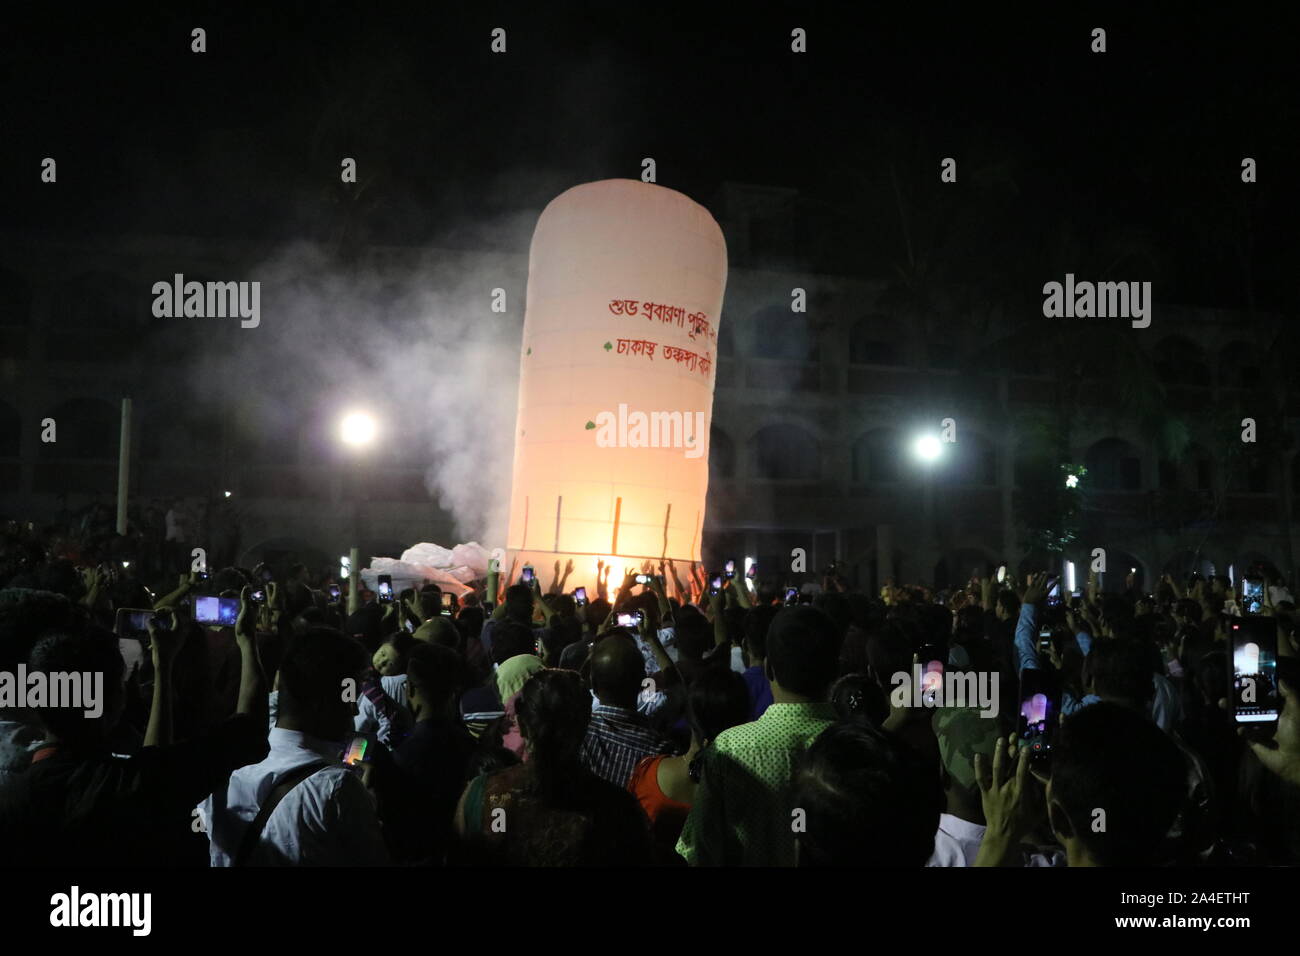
[505,179,728,594]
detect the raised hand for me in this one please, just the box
[147,608,187,668]
[235,586,260,644]
[1022,572,1049,607]
[1242,680,1300,787]
[707,584,724,620]
[973,734,1035,866]
[405,588,425,624]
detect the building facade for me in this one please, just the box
[2,185,1296,589]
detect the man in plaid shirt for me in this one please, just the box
[581,632,672,788]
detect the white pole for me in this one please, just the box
[116,397,131,535]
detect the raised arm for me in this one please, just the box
[1014,572,1048,674]
[647,571,672,620]
[144,609,186,748]
[233,586,267,720]
[153,571,197,611]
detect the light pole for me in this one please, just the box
[912,432,944,586]
[338,410,378,614]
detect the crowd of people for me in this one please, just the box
[0,517,1297,867]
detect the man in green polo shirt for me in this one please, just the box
[676,606,841,866]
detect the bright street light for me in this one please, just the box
[339,411,377,448]
[913,434,943,462]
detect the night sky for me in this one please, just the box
[2,2,1298,312]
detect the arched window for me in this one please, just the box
[753,424,818,480]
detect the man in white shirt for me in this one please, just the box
[199,628,389,866]
[927,705,998,866]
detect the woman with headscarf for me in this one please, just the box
[497,653,545,758]
[450,669,652,866]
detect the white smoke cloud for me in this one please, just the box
[192,232,529,548]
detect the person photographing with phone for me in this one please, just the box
[0,592,268,866]
[198,594,388,866]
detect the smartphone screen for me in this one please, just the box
[1242,579,1264,615]
[250,588,266,604]
[634,573,651,584]
[1230,617,1279,725]
[617,612,639,628]
[745,557,756,580]
[1038,627,1052,653]
[377,575,393,602]
[440,591,455,615]
[1046,578,1062,607]
[710,575,723,592]
[918,644,944,706]
[342,736,369,766]
[724,559,736,579]
[784,587,798,605]
[327,584,341,604]
[1018,668,1060,763]
[521,566,535,585]
[574,587,588,605]
[195,596,239,627]
[114,607,155,642]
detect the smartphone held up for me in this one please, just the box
[1230,617,1280,729]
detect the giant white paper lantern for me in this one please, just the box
[505,179,728,594]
